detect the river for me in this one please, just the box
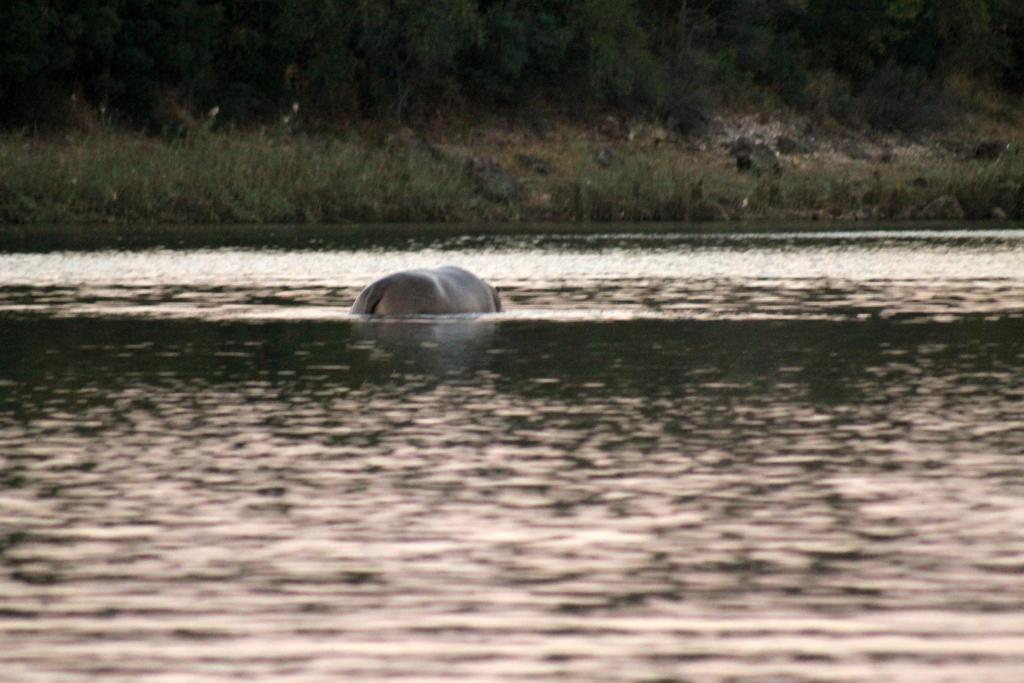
[1,225,1023,681]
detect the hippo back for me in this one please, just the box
[351,266,501,315]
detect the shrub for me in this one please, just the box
[466,2,572,104]
[857,64,959,133]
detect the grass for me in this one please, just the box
[0,130,491,224]
[0,128,1021,225]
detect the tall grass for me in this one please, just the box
[0,131,495,224]
[947,156,1024,218]
[560,145,1023,222]
[0,130,1020,224]
[774,156,1024,220]
[562,148,756,221]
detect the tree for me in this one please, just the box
[0,1,57,105]
[354,0,482,118]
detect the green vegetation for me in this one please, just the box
[562,145,1024,222]
[2,2,1022,225]
[2,1,1024,131]
[0,131,493,223]
[1,130,1020,224]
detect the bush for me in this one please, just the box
[466,2,572,104]
[569,0,661,107]
[807,70,856,122]
[857,64,959,133]
[2,1,1024,129]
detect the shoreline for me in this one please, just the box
[1,114,1021,226]
[3,222,1022,256]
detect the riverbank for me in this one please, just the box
[1,113,1021,225]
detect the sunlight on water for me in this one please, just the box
[1,227,1023,681]
[1,229,1022,323]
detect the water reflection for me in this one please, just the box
[351,319,498,375]
[1,229,1022,323]
[1,228,1023,681]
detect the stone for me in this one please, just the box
[974,140,1008,160]
[730,136,754,155]
[917,195,965,221]
[465,156,519,201]
[735,151,752,172]
[596,147,619,167]
[735,140,781,176]
[598,115,625,139]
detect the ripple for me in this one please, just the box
[1,229,1023,681]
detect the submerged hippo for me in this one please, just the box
[351,266,502,315]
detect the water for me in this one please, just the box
[1,225,1023,682]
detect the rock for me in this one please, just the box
[515,153,554,175]
[732,137,755,171]
[974,140,1008,160]
[598,115,625,139]
[435,144,520,201]
[776,135,813,155]
[730,136,754,155]
[917,195,965,221]
[734,139,781,176]
[596,147,619,167]
[666,106,708,134]
[465,156,519,202]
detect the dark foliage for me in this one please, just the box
[0,0,1022,129]
[858,63,960,133]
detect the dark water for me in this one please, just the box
[1,226,1023,682]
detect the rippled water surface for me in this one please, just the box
[1,225,1023,682]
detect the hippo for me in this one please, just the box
[351,266,502,315]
